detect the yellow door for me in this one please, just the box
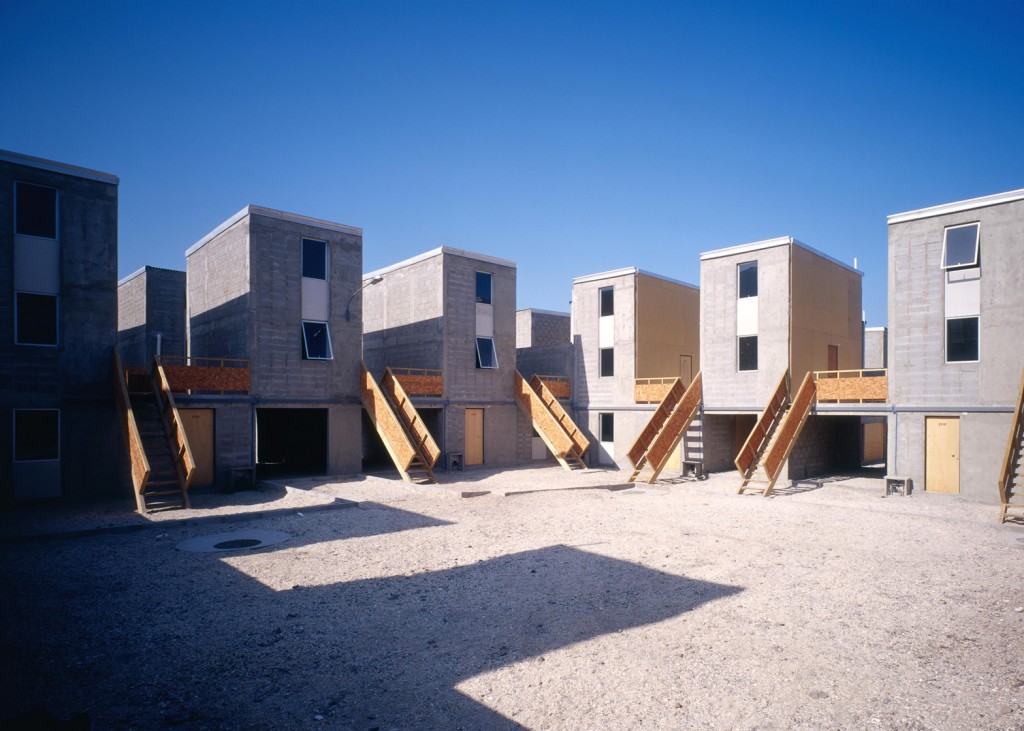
[925,417,959,493]
[181,409,215,486]
[465,408,484,466]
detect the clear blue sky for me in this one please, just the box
[3,1,1022,326]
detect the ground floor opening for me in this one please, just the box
[255,408,327,478]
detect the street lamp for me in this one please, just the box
[345,276,383,322]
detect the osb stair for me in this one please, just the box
[361,363,439,484]
[737,371,816,497]
[513,371,588,471]
[998,367,1024,523]
[627,372,703,484]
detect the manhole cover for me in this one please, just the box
[177,530,291,553]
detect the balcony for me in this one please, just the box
[812,369,887,403]
[157,356,250,394]
[536,374,570,399]
[388,367,444,397]
[635,377,680,404]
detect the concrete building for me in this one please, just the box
[362,246,529,469]
[700,236,864,479]
[117,266,186,368]
[183,205,364,485]
[515,308,572,463]
[571,267,700,469]
[0,149,121,501]
[887,188,1024,501]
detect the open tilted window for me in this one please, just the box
[942,223,980,270]
[301,321,333,360]
[475,337,498,369]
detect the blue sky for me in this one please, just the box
[3,1,1022,325]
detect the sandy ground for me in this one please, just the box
[1,466,1022,730]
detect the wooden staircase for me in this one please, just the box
[998,367,1024,523]
[737,371,816,496]
[628,372,703,483]
[513,371,588,470]
[361,363,439,484]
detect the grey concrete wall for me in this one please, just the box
[515,343,572,381]
[577,407,652,471]
[187,217,251,360]
[785,415,861,481]
[572,272,637,410]
[863,328,887,369]
[702,414,737,473]
[517,309,570,348]
[118,267,186,367]
[0,157,122,501]
[117,270,148,366]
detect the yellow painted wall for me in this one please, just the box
[789,245,862,387]
[635,274,700,381]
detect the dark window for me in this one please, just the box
[302,238,327,280]
[946,317,979,362]
[15,182,57,239]
[599,413,614,443]
[738,335,758,371]
[14,410,60,461]
[942,224,979,270]
[600,347,614,377]
[738,261,758,298]
[599,287,614,317]
[16,292,58,345]
[476,272,492,304]
[301,321,333,360]
[475,337,498,368]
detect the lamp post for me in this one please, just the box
[345,276,383,322]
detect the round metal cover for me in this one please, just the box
[177,529,291,553]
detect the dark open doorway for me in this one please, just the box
[256,408,327,478]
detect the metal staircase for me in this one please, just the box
[998,367,1024,523]
[361,363,439,484]
[513,371,588,470]
[627,372,703,483]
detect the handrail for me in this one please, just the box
[361,363,418,471]
[812,368,887,403]
[153,357,196,492]
[635,376,682,385]
[627,377,685,468]
[384,367,441,469]
[537,374,570,383]
[514,371,574,458]
[531,375,589,458]
[762,371,816,483]
[643,372,702,481]
[812,368,887,379]
[158,355,249,368]
[388,367,443,378]
[998,367,1024,512]
[113,347,151,510]
[735,370,789,478]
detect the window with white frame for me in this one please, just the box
[599,412,614,443]
[946,316,979,362]
[476,272,492,304]
[14,409,60,462]
[738,261,758,298]
[942,223,980,270]
[599,347,614,377]
[15,182,58,239]
[301,321,333,360]
[738,335,758,371]
[475,337,498,369]
[599,286,614,317]
[15,292,58,346]
[302,238,328,280]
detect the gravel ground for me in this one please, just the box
[1,466,1022,730]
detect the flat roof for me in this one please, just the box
[186,205,362,257]
[572,266,698,290]
[887,187,1024,224]
[0,149,119,185]
[517,308,569,317]
[364,246,516,280]
[864,326,887,332]
[700,236,862,277]
[117,265,186,287]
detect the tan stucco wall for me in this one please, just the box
[635,274,700,381]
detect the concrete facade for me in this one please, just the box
[0,150,122,501]
[516,308,570,349]
[117,266,186,368]
[887,189,1024,502]
[363,247,530,469]
[184,206,364,484]
[863,327,888,369]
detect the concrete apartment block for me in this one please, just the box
[887,188,1024,501]
[0,150,122,501]
[571,267,700,470]
[184,206,363,485]
[700,237,863,477]
[515,308,571,382]
[863,327,887,369]
[363,246,529,469]
[117,266,186,367]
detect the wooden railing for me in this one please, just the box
[361,364,418,472]
[114,348,151,512]
[389,367,444,396]
[635,376,682,404]
[735,370,789,478]
[157,355,250,394]
[642,372,703,481]
[762,372,816,486]
[153,361,196,495]
[813,368,887,403]
[531,375,589,458]
[537,374,571,399]
[628,378,685,468]
[514,371,575,459]
[383,368,441,469]
[998,367,1024,522]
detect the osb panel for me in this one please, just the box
[164,365,250,394]
[541,379,571,399]
[648,374,702,467]
[532,377,588,455]
[385,374,441,468]
[814,376,887,402]
[515,374,572,456]
[634,382,674,404]
[764,377,816,479]
[361,368,416,469]
[393,374,443,396]
[737,375,789,475]
[628,380,686,465]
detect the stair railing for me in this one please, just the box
[361,364,419,476]
[530,375,589,458]
[642,372,703,482]
[735,370,789,478]
[153,356,196,495]
[627,377,684,470]
[762,371,816,487]
[514,371,575,461]
[384,368,441,469]
[998,367,1024,522]
[114,348,151,512]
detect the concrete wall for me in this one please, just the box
[187,217,251,360]
[635,274,700,380]
[572,271,637,410]
[118,267,186,367]
[516,309,570,348]
[516,343,572,381]
[863,328,887,369]
[786,415,861,481]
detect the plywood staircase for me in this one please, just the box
[737,370,816,496]
[513,371,589,471]
[998,367,1024,523]
[361,363,440,484]
[627,372,703,483]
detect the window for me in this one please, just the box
[15,182,57,239]
[475,337,498,368]
[301,321,333,360]
[476,272,492,304]
[946,317,978,362]
[738,261,758,298]
[738,335,758,371]
[600,347,614,377]
[942,223,979,270]
[16,292,58,346]
[599,413,614,443]
[599,287,614,317]
[302,238,327,280]
[14,410,60,461]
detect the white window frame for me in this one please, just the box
[301,238,329,281]
[738,261,758,299]
[941,223,980,270]
[13,408,61,463]
[301,320,334,360]
[14,181,59,240]
[599,347,614,377]
[599,286,614,317]
[14,291,59,347]
[599,412,614,443]
[475,271,493,305]
[475,336,498,369]
[945,315,980,364]
[738,335,758,372]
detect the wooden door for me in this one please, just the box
[925,417,959,493]
[679,355,693,386]
[181,409,215,486]
[827,344,839,372]
[465,408,484,465]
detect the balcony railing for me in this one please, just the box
[388,367,444,397]
[536,374,570,399]
[635,376,683,404]
[156,355,250,394]
[812,368,887,403]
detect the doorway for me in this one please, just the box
[827,344,839,372]
[180,408,215,486]
[925,417,960,493]
[465,408,484,465]
[256,408,328,477]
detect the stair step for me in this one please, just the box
[146,481,179,488]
